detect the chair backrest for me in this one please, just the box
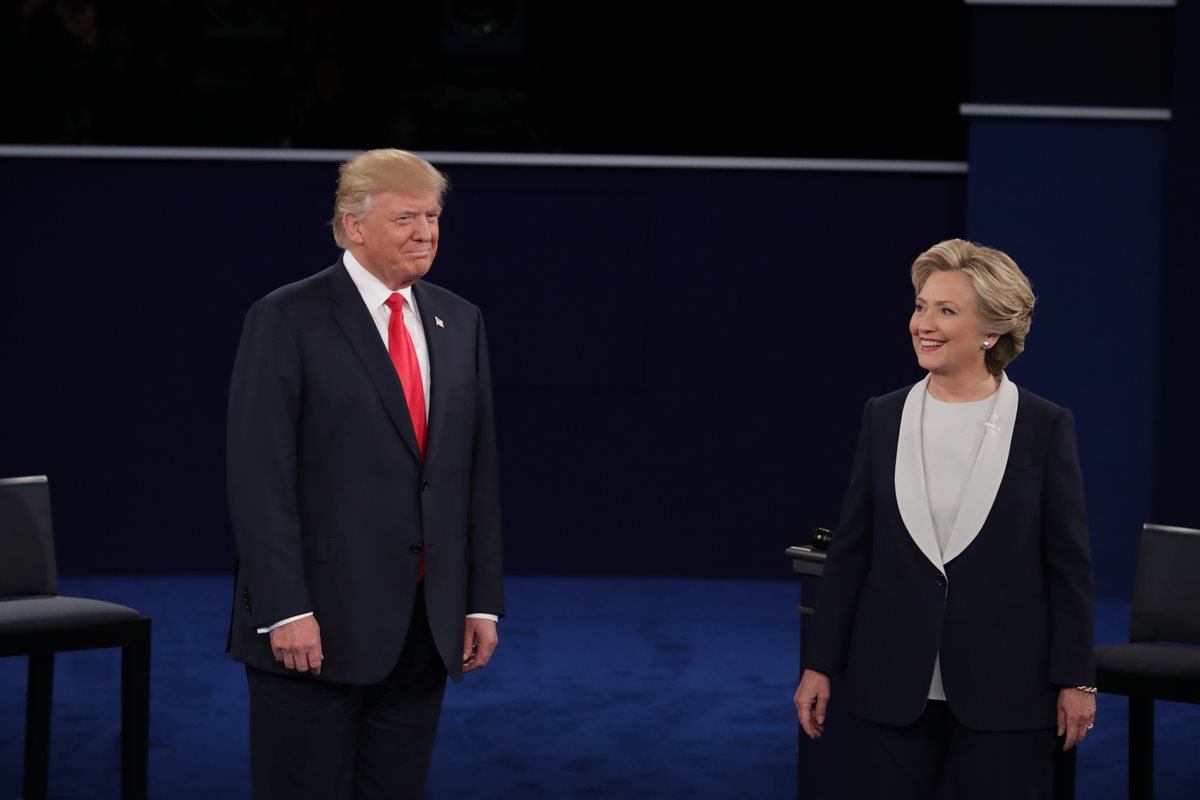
[1130,523,1200,645]
[0,475,58,596]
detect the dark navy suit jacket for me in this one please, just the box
[805,381,1095,731]
[226,260,504,685]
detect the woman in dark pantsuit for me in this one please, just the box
[793,239,1097,800]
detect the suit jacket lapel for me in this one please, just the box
[326,264,423,460]
[895,376,944,571]
[941,373,1019,564]
[413,283,449,464]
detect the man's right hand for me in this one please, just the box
[794,668,831,739]
[269,615,323,676]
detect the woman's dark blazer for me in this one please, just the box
[805,377,1096,731]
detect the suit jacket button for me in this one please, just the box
[410,544,423,554]
[421,480,430,492]
[936,574,947,586]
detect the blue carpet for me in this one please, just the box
[0,578,1196,799]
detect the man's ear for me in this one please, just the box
[342,213,363,244]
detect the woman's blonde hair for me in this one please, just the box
[911,239,1036,375]
[331,149,449,248]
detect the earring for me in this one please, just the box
[981,340,990,349]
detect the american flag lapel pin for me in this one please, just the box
[435,316,444,328]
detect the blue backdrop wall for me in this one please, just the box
[0,143,1191,600]
[965,119,1168,600]
[0,158,965,583]
[1154,0,1200,536]
[2,0,1195,601]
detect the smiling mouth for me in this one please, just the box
[919,339,947,351]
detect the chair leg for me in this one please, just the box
[121,622,152,800]
[24,651,54,800]
[1129,697,1153,800]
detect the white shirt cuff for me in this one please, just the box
[258,611,495,634]
[257,611,314,634]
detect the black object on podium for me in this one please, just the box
[787,528,1076,800]
[788,528,852,800]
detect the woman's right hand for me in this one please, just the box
[794,668,832,738]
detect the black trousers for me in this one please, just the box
[246,584,447,800]
[851,701,1058,800]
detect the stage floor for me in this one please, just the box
[1,576,1194,799]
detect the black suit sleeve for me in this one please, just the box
[466,311,505,616]
[226,298,312,628]
[1041,408,1096,686]
[805,398,876,676]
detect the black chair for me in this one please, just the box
[1094,523,1200,799]
[0,475,151,800]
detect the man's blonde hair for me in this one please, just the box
[331,149,449,248]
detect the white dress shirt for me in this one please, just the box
[341,250,431,417]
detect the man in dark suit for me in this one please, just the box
[227,148,505,800]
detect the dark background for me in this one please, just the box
[1,1,1195,601]
[0,0,969,158]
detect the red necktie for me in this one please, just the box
[384,293,427,455]
[384,293,427,579]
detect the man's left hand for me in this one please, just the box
[463,618,498,672]
[1057,686,1097,751]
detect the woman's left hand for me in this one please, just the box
[1057,687,1097,750]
